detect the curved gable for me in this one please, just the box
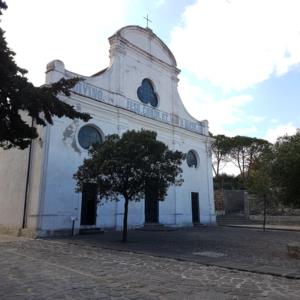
[113,25,177,67]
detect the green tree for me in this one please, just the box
[229,136,270,185]
[0,1,91,149]
[248,147,274,230]
[213,173,246,190]
[211,134,232,178]
[74,130,184,242]
[248,149,274,197]
[271,131,300,207]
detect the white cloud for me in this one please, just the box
[170,0,300,91]
[178,77,263,135]
[154,0,165,8]
[247,116,266,124]
[265,123,297,143]
[2,0,129,86]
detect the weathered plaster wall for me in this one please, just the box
[0,146,29,231]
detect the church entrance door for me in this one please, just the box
[80,183,97,226]
[191,192,200,223]
[145,185,159,224]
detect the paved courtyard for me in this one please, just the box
[0,226,299,299]
[63,226,300,278]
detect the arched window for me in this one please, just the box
[78,125,102,150]
[137,79,158,107]
[187,150,198,168]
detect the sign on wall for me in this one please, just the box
[71,80,205,135]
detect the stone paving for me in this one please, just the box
[0,237,300,299]
[0,226,300,299]
[60,226,300,279]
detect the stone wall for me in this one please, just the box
[214,190,248,216]
[248,193,300,216]
[214,190,225,215]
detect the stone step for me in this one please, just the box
[79,228,104,235]
[218,219,257,221]
[218,222,255,225]
[139,224,177,231]
[217,218,251,222]
[193,222,206,227]
[217,215,261,226]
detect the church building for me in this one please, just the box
[0,25,216,236]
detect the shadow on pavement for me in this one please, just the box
[52,226,300,279]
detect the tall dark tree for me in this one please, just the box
[74,130,184,242]
[270,131,300,207]
[0,1,91,149]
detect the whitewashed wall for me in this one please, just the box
[38,25,216,235]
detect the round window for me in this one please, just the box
[137,78,158,108]
[78,125,102,149]
[187,150,198,168]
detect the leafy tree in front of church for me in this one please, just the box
[0,1,91,149]
[74,130,185,242]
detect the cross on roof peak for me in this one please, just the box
[144,14,152,29]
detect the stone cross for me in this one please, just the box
[144,14,152,28]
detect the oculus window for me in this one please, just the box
[137,79,158,107]
[187,150,198,168]
[78,125,102,150]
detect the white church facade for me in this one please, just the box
[0,26,216,237]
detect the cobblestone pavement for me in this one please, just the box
[60,226,300,279]
[0,236,300,299]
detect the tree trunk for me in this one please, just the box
[263,194,267,232]
[122,196,129,243]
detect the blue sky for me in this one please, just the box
[2,0,300,143]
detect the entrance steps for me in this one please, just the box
[79,228,104,235]
[139,223,177,231]
[217,215,261,226]
[193,222,206,227]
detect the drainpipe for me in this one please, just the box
[22,118,34,228]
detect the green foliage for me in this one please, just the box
[212,130,300,208]
[270,132,300,207]
[0,1,7,14]
[247,132,300,208]
[229,136,271,184]
[247,147,274,197]
[0,2,91,149]
[211,133,270,188]
[74,130,185,241]
[213,173,246,190]
[211,134,232,177]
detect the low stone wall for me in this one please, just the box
[248,194,300,216]
[250,215,300,225]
